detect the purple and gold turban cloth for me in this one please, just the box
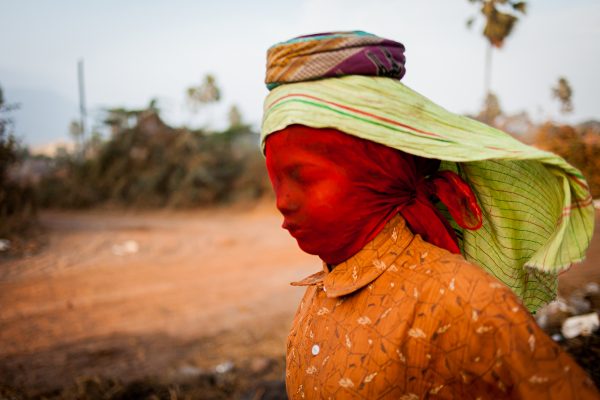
[265,31,406,90]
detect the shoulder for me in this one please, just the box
[392,234,527,318]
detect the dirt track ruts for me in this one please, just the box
[0,207,598,396]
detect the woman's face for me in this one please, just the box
[265,130,356,260]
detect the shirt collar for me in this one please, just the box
[291,214,414,297]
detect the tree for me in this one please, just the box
[227,104,243,129]
[69,119,84,156]
[552,77,574,114]
[102,107,143,136]
[467,0,527,96]
[186,74,221,113]
[0,85,19,179]
[147,98,160,113]
[87,129,104,156]
[477,91,503,125]
[534,122,599,197]
[0,85,19,139]
[0,85,36,238]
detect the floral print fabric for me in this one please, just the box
[286,215,599,399]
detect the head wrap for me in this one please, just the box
[265,125,481,265]
[261,31,594,312]
[266,31,406,90]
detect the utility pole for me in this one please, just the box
[77,59,87,157]
[484,43,492,96]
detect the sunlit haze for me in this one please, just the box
[1,0,599,147]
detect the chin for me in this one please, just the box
[295,238,321,256]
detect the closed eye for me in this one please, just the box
[286,164,322,184]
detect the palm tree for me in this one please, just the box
[185,74,222,129]
[69,120,85,158]
[186,74,221,113]
[227,104,243,129]
[477,92,503,125]
[467,0,527,96]
[552,77,574,114]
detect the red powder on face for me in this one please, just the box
[265,125,481,265]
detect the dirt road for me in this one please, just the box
[0,204,317,397]
[0,206,598,397]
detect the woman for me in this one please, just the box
[262,31,598,399]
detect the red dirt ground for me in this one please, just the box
[1,206,599,398]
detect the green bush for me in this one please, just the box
[35,114,271,209]
[0,86,37,238]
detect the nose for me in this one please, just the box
[276,185,300,215]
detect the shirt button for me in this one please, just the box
[311,344,320,356]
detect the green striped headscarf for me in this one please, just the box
[261,75,594,312]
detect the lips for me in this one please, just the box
[282,221,298,230]
[282,221,303,236]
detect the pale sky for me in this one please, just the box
[1,0,599,147]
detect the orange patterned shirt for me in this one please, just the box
[286,215,599,399]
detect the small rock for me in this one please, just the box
[536,298,573,334]
[562,312,600,339]
[177,365,203,377]
[551,333,563,342]
[215,360,234,374]
[112,240,139,256]
[214,360,236,389]
[586,282,600,294]
[536,314,549,329]
[0,239,11,252]
[568,291,592,315]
